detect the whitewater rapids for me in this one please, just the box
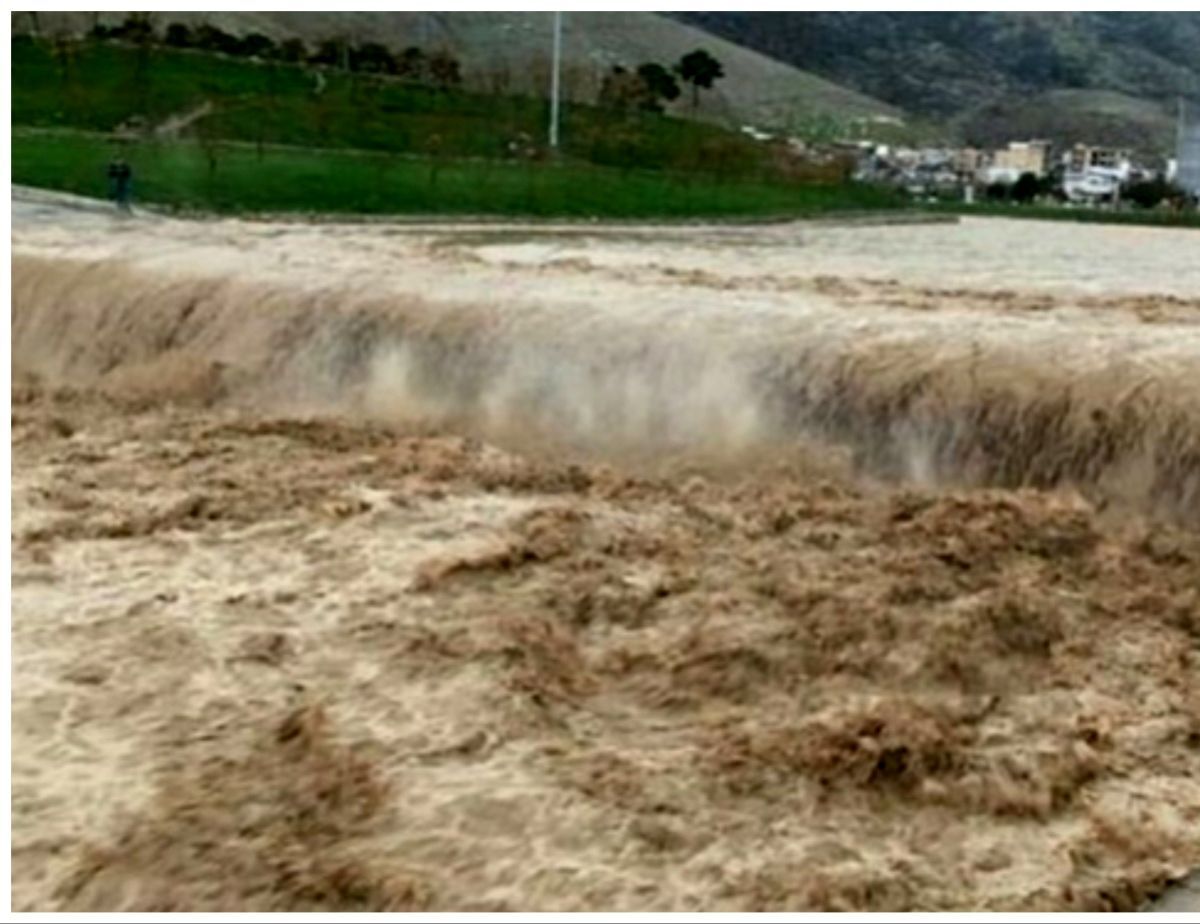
[12,189,1200,912]
[12,188,1200,522]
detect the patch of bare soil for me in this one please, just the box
[11,378,1200,911]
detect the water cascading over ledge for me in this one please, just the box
[12,252,1200,526]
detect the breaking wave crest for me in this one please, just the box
[13,253,1200,524]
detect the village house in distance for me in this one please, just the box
[848,106,1200,210]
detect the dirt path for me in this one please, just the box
[153,101,214,139]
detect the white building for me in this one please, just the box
[991,140,1051,177]
[1060,144,1132,202]
[1062,171,1120,202]
[978,165,1022,186]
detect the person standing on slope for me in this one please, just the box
[107,157,133,213]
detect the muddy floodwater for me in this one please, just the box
[11,190,1200,911]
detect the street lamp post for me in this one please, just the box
[549,11,562,149]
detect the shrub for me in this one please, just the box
[194,24,238,55]
[396,46,426,81]
[164,23,193,48]
[238,32,276,59]
[309,38,348,68]
[351,42,397,75]
[1123,178,1183,210]
[1012,171,1040,203]
[116,14,155,43]
[277,38,307,63]
[427,49,462,90]
[636,63,680,112]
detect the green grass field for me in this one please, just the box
[926,200,1200,229]
[14,34,905,218]
[12,129,903,218]
[12,36,778,176]
[13,35,1197,225]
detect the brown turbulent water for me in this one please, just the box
[11,190,1200,911]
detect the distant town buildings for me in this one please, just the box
[1066,144,1131,175]
[989,140,1051,180]
[849,131,1196,209]
[1060,144,1133,202]
[952,147,985,178]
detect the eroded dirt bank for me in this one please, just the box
[11,194,1200,910]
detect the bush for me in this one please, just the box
[164,23,193,48]
[115,14,155,43]
[277,38,307,63]
[598,66,643,112]
[1123,178,1182,210]
[397,47,426,81]
[194,24,239,55]
[598,64,678,114]
[427,50,462,90]
[636,63,680,112]
[1012,171,1040,203]
[351,42,397,75]
[309,38,347,68]
[238,32,276,59]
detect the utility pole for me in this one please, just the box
[1178,97,1186,171]
[549,11,562,149]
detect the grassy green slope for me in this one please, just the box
[11,129,903,218]
[12,37,784,174]
[15,11,902,134]
[12,36,905,218]
[926,199,1200,229]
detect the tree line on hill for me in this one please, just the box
[598,50,724,114]
[88,14,464,90]
[18,17,859,189]
[85,16,729,113]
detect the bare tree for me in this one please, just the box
[425,132,445,187]
[427,49,462,90]
[561,62,587,103]
[127,12,157,113]
[485,64,512,97]
[194,110,222,191]
[51,28,80,87]
[396,46,426,82]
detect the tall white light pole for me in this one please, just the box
[1179,97,1186,166]
[549,11,562,149]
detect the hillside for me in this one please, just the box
[12,36,902,219]
[676,12,1200,151]
[12,11,900,134]
[953,89,1180,153]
